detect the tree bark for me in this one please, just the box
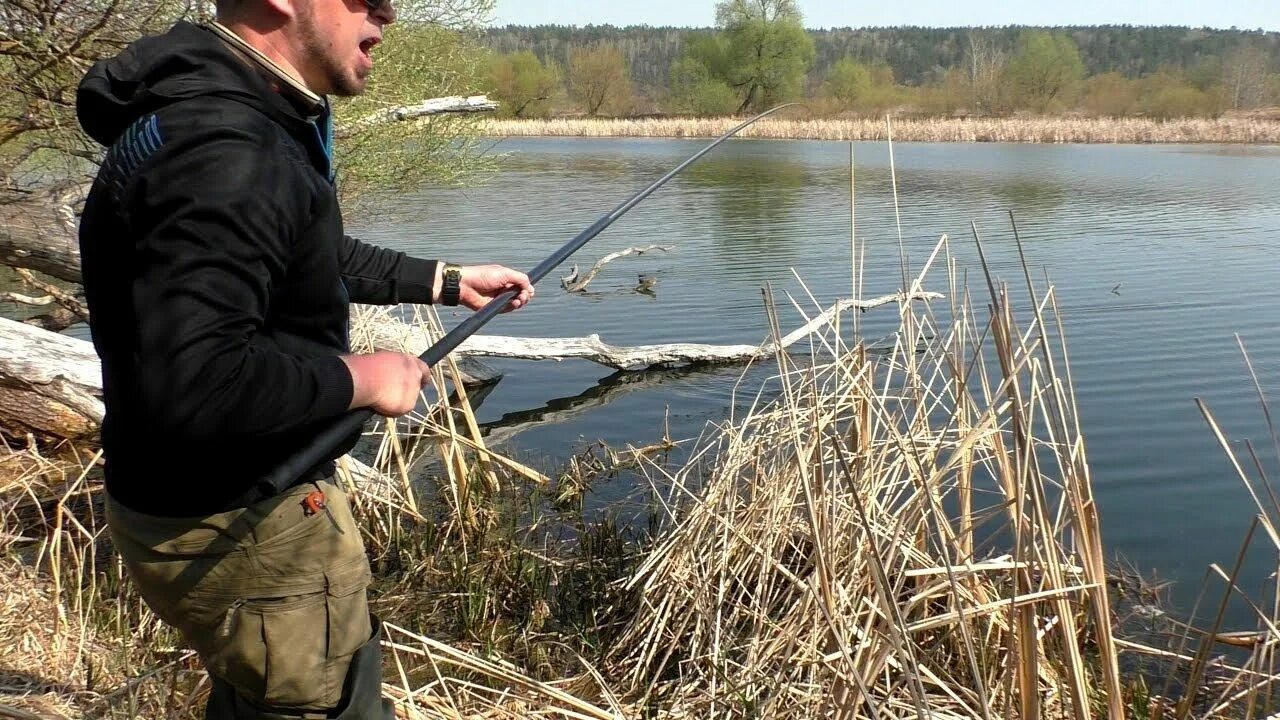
[359,291,941,370]
[0,316,103,440]
[0,183,86,284]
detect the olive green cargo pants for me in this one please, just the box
[106,478,380,718]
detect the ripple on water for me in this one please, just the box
[352,138,1280,614]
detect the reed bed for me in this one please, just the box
[586,237,1123,718]
[484,116,1280,144]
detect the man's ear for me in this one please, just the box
[261,0,298,20]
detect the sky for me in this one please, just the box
[489,0,1280,32]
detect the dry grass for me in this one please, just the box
[484,116,1280,144]
[591,232,1123,717]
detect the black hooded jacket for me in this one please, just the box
[77,21,438,516]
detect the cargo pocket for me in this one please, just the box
[325,558,372,662]
[259,591,329,708]
[194,598,265,700]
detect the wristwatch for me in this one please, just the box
[440,263,462,306]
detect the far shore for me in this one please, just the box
[482,115,1280,145]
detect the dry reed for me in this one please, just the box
[484,116,1280,144]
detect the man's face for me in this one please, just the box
[295,0,394,96]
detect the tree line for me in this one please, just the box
[480,0,1280,119]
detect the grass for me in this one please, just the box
[483,115,1280,144]
[5,149,1280,718]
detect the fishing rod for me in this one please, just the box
[259,103,798,497]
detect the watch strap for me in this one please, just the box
[441,263,462,306]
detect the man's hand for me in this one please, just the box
[437,264,534,312]
[340,351,431,417]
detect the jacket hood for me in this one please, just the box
[77,21,313,147]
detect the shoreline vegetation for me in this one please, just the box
[483,114,1280,144]
[6,229,1280,717]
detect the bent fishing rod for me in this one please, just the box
[260,104,797,495]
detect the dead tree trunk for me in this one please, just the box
[0,184,86,284]
[0,316,103,440]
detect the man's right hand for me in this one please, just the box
[340,351,431,417]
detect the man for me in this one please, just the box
[75,0,532,715]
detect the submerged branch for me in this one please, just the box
[561,245,673,292]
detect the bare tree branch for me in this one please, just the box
[15,267,88,321]
[0,291,56,305]
[335,95,498,139]
[562,245,672,293]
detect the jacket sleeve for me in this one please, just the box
[338,234,438,305]
[125,122,353,439]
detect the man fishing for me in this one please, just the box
[75,0,532,715]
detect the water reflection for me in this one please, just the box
[686,156,803,221]
[680,156,809,254]
[478,364,717,447]
[992,178,1068,215]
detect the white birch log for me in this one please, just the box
[336,95,500,138]
[358,291,940,370]
[0,290,940,439]
[0,316,104,439]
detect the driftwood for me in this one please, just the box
[0,310,498,440]
[6,290,940,440]
[0,316,103,440]
[360,292,941,371]
[561,245,672,292]
[336,95,499,139]
[0,183,86,284]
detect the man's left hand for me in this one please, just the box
[455,264,534,312]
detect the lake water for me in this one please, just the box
[352,137,1280,617]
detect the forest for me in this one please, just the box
[480,14,1280,118]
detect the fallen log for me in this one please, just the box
[0,290,941,440]
[0,316,103,440]
[359,292,942,370]
[0,311,497,440]
[0,183,86,284]
[336,95,500,139]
